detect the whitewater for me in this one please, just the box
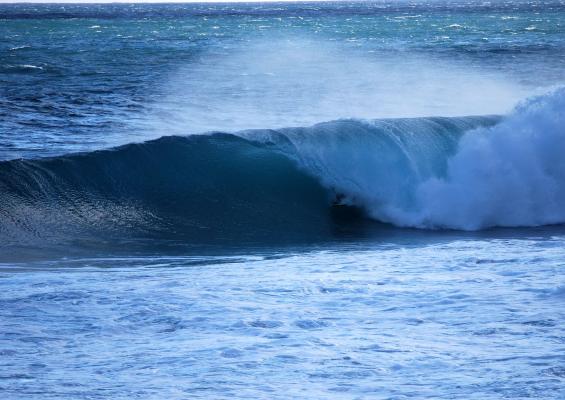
[1,1,565,399]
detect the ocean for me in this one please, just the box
[1,1,565,398]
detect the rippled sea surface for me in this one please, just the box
[1,1,565,399]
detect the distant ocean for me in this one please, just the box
[1,2,564,399]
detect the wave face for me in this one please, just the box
[0,134,333,248]
[1,89,564,251]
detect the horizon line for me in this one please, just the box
[0,0,365,4]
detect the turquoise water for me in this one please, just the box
[1,2,565,399]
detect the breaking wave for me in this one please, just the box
[1,89,564,251]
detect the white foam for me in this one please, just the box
[403,88,565,229]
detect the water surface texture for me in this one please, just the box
[1,1,565,399]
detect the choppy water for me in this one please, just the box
[2,0,565,159]
[1,1,565,399]
[2,233,565,399]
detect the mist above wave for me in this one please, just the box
[146,39,530,135]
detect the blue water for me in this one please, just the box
[1,1,565,399]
